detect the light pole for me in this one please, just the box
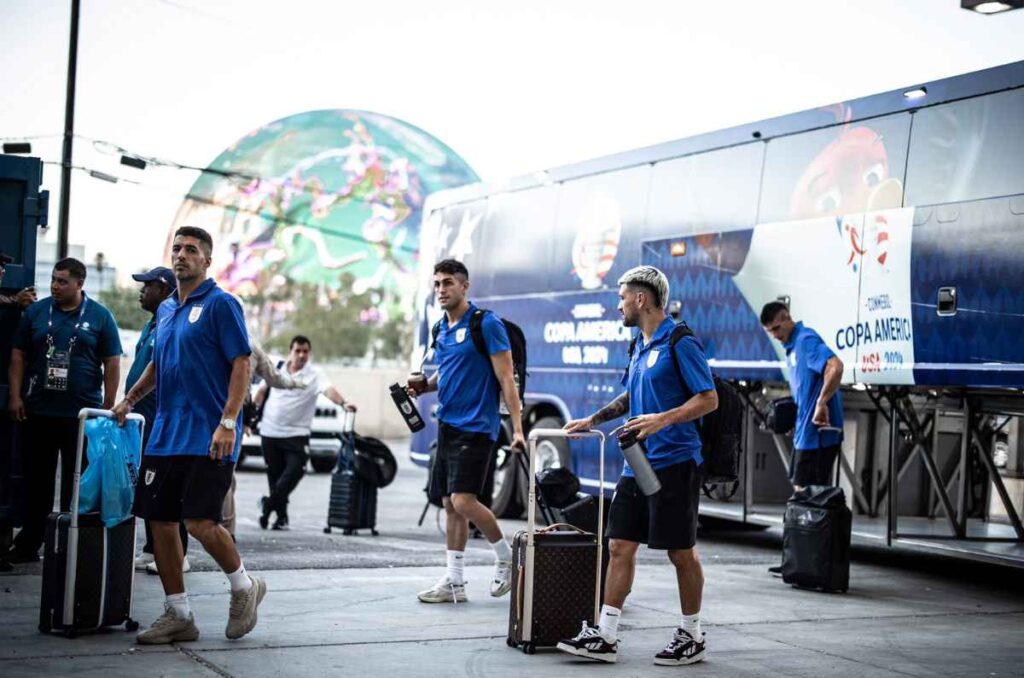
[57,0,81,260]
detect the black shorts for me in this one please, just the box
[790,445,840,487]
[606,460,701,551]
[133,454,235,523]
[428,423,495,501]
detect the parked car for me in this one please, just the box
[240,387,345,473]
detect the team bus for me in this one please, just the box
[410,61,1024,567]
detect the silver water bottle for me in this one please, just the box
[618,419,662,495]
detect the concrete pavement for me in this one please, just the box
[2,441,1023,676]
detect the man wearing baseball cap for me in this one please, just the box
[125,268,189,573]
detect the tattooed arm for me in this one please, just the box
[563,392,630,433]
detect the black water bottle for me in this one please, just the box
[390,383,426,432]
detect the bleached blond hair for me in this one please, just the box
[617,266,669,309]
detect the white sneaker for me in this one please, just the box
[147,556,191,575]
[490,559,512,597]
[417,575,467,604]
[134,553,155,571]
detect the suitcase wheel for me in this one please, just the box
[522,642,535,655]
[371,529,379,536]
[323,527,332,534]
[505,637,515,648]
[343,528,355,536]
[38,621,51,634]
[126,619,139,632]
[64,628,77,639]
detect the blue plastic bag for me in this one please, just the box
[77,430,104,514]
[81,417,142,527]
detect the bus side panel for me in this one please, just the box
[642,234,783,382]
[910,195,1024,387]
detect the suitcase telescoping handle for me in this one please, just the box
[524,428,605,636]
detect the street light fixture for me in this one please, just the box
[961,1,1023,14]
[2,142,32,154]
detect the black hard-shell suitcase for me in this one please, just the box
[38,408,144,636]
[781,485,851,593]
[507,429,605,655]
[325,411,378,536]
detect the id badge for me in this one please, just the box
[46,350,70,391]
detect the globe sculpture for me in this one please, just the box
[168,109,479,353]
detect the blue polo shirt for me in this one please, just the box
[621,317,715,474]
[435,303,510,440]
[14,295,122,418]
[146,279,251,461]
[125,316,157,441]
[784,322,844,451]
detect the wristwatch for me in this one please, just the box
[219,418,236,431]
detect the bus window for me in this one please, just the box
[550,166,653,293]
[904,88,1024,207]
[480,186,559,296]
[757,111,911,224]
[646,142,764,238]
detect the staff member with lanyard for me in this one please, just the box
[6,258,122,563]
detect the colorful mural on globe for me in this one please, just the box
[168,109,478,355]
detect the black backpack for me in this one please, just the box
[431,308,527,405]
[624,321,742,488]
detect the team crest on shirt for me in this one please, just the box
[455,328,467,343]
[647,349,660,368]
[188,305,203,323]
[144,469,156,486]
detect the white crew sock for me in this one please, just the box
[446,550,465,585]
[681,612,702,639]
[490,537,513,563]
[227,564,253,592]
[598,604,622,643]
[166,592,190,619]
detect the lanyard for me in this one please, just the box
[46,295,89,355]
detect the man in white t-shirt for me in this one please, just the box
[255,335,356,530]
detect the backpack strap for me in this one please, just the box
[666,322,695,396]
[468,308,489,359]
[430,320,442,350]
[622,334,639,383]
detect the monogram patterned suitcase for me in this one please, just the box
[506,429,606,654]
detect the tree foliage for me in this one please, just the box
[98,285,150,330]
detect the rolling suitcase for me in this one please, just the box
[324,411,378,536]
[507,429,605,655]
[39,408,144,636]
[781,485,851,593]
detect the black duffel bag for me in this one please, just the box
[351,434,398,489]
[766,396,797,434]
[536,467,581,509]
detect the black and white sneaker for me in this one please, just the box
[653,627,706,666]
[768,565,783,578]
[556,622,618,663]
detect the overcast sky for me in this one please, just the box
[1,0,1022,283]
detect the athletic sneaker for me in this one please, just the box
[136,605,200,645]
[653,628,706,666]
[271,518,290,531]
[135,553,155,571]
[490,559,512,597]
[416,575,467,604]
[147,556,191,575]
[226,575,268,639]
[768,565,783,578]
[556,622,618,663]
